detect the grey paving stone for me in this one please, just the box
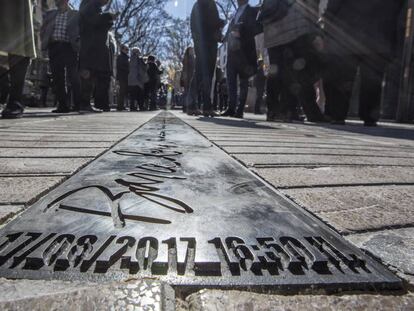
[347,228,414,284]
[0,134,126,142]
[185,290,414,311]
[283,186,414,233]
[0,141,113,148]
[0,176,66,204]
[0,158,91,174]
[0,205,24,225]
[0,278,173,311]
[254,166,414,188]
[225,146,414,158]
[236,154,414,167]
[0,148,105,158]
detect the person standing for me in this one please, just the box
[180,46,195,113]
[322,0,404,126]
[222,0,261,118]
[0,0,36,119]
[78,0,117,112]
[258,0,324,122]
[128,47,147,111]
[254,59,266,115]
[41,0,81,113]
[146,56,163,111]
[189,0,224,117]
[116,44,129,111]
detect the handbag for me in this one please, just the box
[257,0,295,24]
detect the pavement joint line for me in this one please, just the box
[0,173,69,177]
[276,182,414,190]
[0,147,108,149]
[0,139,117,142]
[0,202,26,206]
[0,156,96,159]
[222,145,414,150]
[229,152,414,159]
[211,139,406,147]
[342,223,414,236]
[253,164,414,168]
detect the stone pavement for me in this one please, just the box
[1,108,413,310]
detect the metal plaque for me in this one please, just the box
[0,112,401,291]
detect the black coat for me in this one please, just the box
[79,0,113,72]
[191,0,224,45]
[147,62,163,87]
[324,0,404,57]
[116,52,129,81]
[229,5,262,75]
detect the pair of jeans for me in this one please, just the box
[49,42,81,110]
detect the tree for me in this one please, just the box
[162,17,192,70]
[110,0,170,54]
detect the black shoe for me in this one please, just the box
[102,107,111,112]
[221,109,235,117]
[1,101,24,119]
[79,106,102,113]
[234,112,244,119]
[52,106,71,113]
[331,120,346,125]
[364,121,378,127]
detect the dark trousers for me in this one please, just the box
[147,83,158,111]
[255,84,265,114]
[49,42,80,110]
[188,41,217,111]
[80,70,110,110]
[323,54,387,122]
[117,78,128,110]
[267,35,323,120]
[128,85,144,111]
[0,66,10,104]
[7,54,30,106]
[227,51,249,115]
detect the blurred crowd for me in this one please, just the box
[0,0,406,127]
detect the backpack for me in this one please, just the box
[257,0,295,25]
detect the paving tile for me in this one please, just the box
[225,146,414,158]
[0,205,24,226]
[236,154,414,167]
[347,228,414,284]
[185,290,414,311]
[0,176,66,204]
[0,148,105,158]
[0,278,173,311]
[254,166,414,188]
[0,158,91,174]
[283,186,414,233]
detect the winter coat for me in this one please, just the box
[263,0,319,49]
[181,52,195,90]
[41,9,80,52]
[191,0,224,45]
[128,55,148,89]
[227,5,262,78]
[116,52,129,81]
[323,0,404,57]
[0,0,36,58]
[79,0,113,72]
[147,62,163,88]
